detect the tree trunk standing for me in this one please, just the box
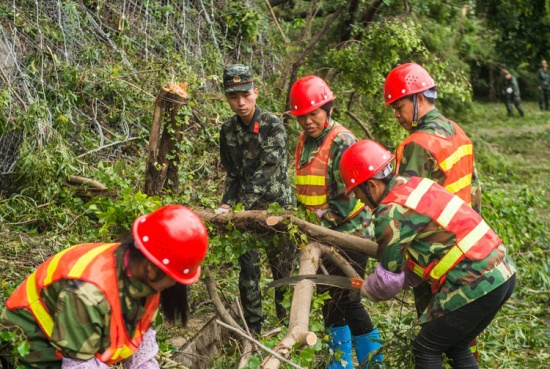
[145,83,189,196]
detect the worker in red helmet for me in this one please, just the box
[340,140,516,369]
[384,63,482,359]
[289,76,383,369]
[1,205,208,369]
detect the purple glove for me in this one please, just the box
[123,328,160,369]
[62,358,109,369]
[362,264,405,302]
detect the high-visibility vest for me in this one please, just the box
[6,243,160,365]
[295,125,365,219]
[395,121,474,204]
[381,177,501,293]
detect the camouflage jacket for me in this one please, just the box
[220,105,294,209]
[373,176,517,324]
[502,73,521,98]
[1,244,158,367]
[537,68,550,89]
[397,108,482,213]
[296,120,373,237]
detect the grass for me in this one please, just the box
[1,101,549,368]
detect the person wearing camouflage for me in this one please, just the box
[289,76,382,369]
[0,205,208,369]
[384,63,483,360]
[537,59,550,110]
[340,140,517,369]
[217,64,295,335]
[498,64,524,117]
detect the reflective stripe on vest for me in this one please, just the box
[294,125,347,208]
[382,177,501,292]
[395,121,474,204]
[6,243,160,365]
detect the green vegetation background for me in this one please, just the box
[0,1,548,368]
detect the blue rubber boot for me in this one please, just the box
[327,325,354,369]
[353,328,384,368]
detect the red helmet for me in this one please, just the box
[289,75,336,116]
[132,205,208,285]
[383,63,437,106]
[340,140,395,193]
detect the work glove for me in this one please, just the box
[215,205,231,214]
[314,208,328,219]
[362,264,405,302]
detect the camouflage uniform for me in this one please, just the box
[397,108,483,355]
[397,108,482,214]
[501,72,524,116]
[0,244,158,369]
[369,176,516,368]
[373,176,517,324]
[296,120,375,335]
[220,64,295,330]
[537,66,550,110]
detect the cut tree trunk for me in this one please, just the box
[145,82,189,196]
[194,209,378,258]
[195,209,380,368]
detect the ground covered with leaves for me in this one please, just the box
[2,101,547,369]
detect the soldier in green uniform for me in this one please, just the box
[537,59,550,110]
[340,140,517,369]
[289,76,382,369]
[0,205,209,369]
[498,64,524,117]
[217,64,295,335]
[384,63,483,359]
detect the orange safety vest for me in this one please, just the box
[395,121,474,204]
[6,243,160,365]
[381,177,502,293]
[295,125,365,218]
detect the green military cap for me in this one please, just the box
[223,64,255,92]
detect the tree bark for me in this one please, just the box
[145,83,189,196]
[194,209,378,258]
[261,242,322,369]
[196,209,380,368]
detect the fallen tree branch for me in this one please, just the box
[194,209,378,258]
[261,242,321,369]
[217,320,307,369]
[68,175,107,190]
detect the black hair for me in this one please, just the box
[400,89,436,105]
[119,233,190,326]
[319,101,333,121]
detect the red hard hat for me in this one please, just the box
[340,140,395,193]
[132,205,209,285]
[383,63,437,106]
[289,75,336,116]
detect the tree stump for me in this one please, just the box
[145,82,189,196]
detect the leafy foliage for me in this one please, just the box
[1,0,549,368]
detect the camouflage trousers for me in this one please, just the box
[238,235,296,330]
[1,308,61,369]
[539,88,550,110]
[504,96,524,116]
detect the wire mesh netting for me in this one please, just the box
[0,0,277,194]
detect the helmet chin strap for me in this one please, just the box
[361,182,379,208]
[412,93,419,127]
[361,180,391,208]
